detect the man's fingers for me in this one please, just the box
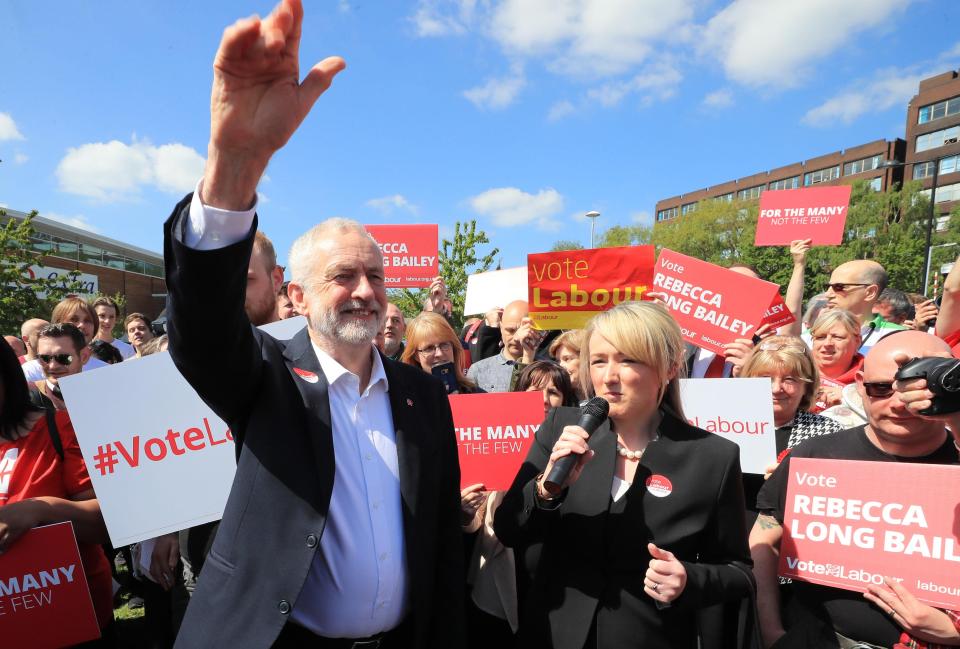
[218,16,263,62]
[300,57,347,110]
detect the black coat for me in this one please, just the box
[164,194,464,648]
[494,407,751,649]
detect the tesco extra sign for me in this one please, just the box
[26,265,98,297]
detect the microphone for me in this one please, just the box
[543,397,609,495]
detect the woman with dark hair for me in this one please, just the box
[0,337,114,644]
[495,302,753,649]
[515,360,579,418]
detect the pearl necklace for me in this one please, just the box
[616,433,658,461]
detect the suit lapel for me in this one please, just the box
[282,330,335,512]
[573,419,616,515]
[381,356,421,521]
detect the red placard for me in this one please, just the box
[0,522,100,648]
[528,246,655,329]
[780,458,960,609]
[450,391,545,490]
[652,250,780,354]
[365,224,439,288]
[755,186,852,246]
[762,293,796,330]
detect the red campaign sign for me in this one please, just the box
[0,522,100,648]
[780,458,960,610]
[652,250,780,354]
[365,224,439,288]
[762,293,796,330]
[755,185,852,246]
[450,391,545,491]
[528,246,655,330]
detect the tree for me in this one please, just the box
[550,240,584,251]
[389,220,499,330]
[597,225,652,248]
[0,209,87,334]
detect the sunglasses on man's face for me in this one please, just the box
[862,381,895,399]
[826,282,870,293]
[38,353,74,365]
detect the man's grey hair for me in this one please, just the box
[287,218,379,290]
[875,288,914,322]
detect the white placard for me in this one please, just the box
[59,316,306,546]
[28,264,99,298]
[678,378,777,475]
[463,266,528,316]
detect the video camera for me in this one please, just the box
[894,356,960,415]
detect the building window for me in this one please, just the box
[921,182,960,204]
[914,154,960,179]
[869,177,882,192]
[715,192,734,203]
[843,155,882,176]
[681,202,697,215]
[918,96,960,124]
[103,252,125,270]
[916,125,960,153]
[144,262,164,278]
[768,176,800,190]
[936,215,950,232]
[80,243,103,265]
[804,166,840,186]
[657,207,678,221]
[737,185,763,200]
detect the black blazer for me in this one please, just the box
[163,195,464,648]
[494,407,751,649]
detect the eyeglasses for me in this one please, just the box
[826,283,871,293]
[862,381,895,399]
[38,353,74,365]
[417,342,453,356]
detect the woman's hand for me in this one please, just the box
[0,500,42,554]
[539,425,594,495]
[817,385,843,408]
[150,533,181,591]
[645,543,687,604]
[460,483,485,519]
[864,577,960,644]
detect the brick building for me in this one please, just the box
[3,208,167,318]
[655,69,960,224]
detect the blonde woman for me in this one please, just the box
[495,302,751,649]
[808,309,863,412]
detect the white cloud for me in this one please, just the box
[490,0,693,77]
[585,60,681,108]
[411,0,479,37]
[13,152,28,165]
[0,112,25,141]
[702,88,734,110]
[56,137,205,202]
[42,211,99,233]
[700,0,911,89]
[468,186,564,230]
[547,100,575,122]
[338,0,351,13]
[463,65,526,109]
[365,194,419,216]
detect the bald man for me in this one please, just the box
[20,318,49,361]
[750,331,960,648]
[4,335,26,359]
[816,259,905,355]
[466,300,534,393]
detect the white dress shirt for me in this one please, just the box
[178,179,409,637]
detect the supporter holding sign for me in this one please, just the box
[0,338,114,642]
[751,330,960,648]
[527,246,654,330]
[755,185,852,246]
[809,310,864,412]
[400,312,480,395]
[365,224,438,288]
[654,249,780,356]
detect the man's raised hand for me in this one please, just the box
[204,0,346,210]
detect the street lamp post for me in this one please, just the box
[878,157,944,295]
[586,211,600,248]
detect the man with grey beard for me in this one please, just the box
[162,2,463,647]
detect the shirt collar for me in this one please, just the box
[310,340,389,394]
[498,351,518,365]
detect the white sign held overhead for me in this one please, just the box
[463,266,528,316]
[678,377,778,475]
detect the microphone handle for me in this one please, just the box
[543,453,580,495]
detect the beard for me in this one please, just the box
[245,289,278,327]
[382,333,401,356]
[310,299,383,346]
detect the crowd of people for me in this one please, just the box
[3,2,960,648]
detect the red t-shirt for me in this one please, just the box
[939,327,960,358]
[0,411,113,629]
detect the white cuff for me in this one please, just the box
[178,178,258,250]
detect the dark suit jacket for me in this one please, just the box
[494,407,751,649]
[163,195,464,648]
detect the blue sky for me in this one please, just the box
[1,0,958,270]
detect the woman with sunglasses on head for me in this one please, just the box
[0,337,115,645]
[808,309,864,412]
[494,302,753,649]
